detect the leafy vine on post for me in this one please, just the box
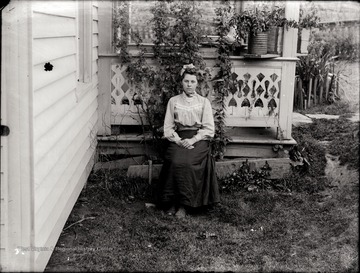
[211,4,233,160]
[114,1,214,160]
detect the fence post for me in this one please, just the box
[313,76,318,106]
[319,80,324,104]
[298,78,303,110]
[308,77,313,108]
[325,73,333,101]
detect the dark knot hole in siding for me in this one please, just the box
[44,62,53,71]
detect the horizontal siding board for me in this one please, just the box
[33,37,76,66]
[33,12,76,39]
[93,20,99,34]
[92,74,98,89]
[92,34,99,48]
[33,54,76,91]
[34,150,95,271]
[92,60,98,75]
[92,47,98,61]
[35,131,96,248]
[34,90,77,143]
[32,1,76,18]
[35,108,98,235]
[34,90,97,190]
[33,72,77,117]
[92,5,98,21]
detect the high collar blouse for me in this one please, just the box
[163,92,215,142]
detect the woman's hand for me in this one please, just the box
[179,138,196,149]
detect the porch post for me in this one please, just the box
[98,0,113,136]
[278,1,300,139]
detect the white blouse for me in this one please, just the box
[163,92,215,143]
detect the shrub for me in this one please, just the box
[310,24,360,61]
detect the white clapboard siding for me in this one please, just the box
[92,73,99,87]
[31,0,99,271]
[33,54,77,91]
[34,90,97,200]
[93,5,98,21]
[92,47,99,61]
[33,12,76,39]
[93,20,99,34]
[93,33,99,47]
[34,138,96,270]
[33,72,77,117]
[35,102,98,243]
[33,37,76,66]
[92,60,98,75]
[32,1,76,18]
[34,90,97,187]
[33,89,77,144]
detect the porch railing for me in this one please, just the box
[106,56,297,140]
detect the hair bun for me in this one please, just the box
[180,63,197,76]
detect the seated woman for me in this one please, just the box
[157,64,220,219]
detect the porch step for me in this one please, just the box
[127,158,293,180]
[97,127,297,159]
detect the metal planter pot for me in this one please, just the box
[248,32,268,55]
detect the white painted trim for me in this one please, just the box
[1,1,35,271]
[282,2,300,57]
[97,0,113,135]
[78,0,93,84]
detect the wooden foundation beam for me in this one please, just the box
[127,158,293,180]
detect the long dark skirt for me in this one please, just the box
[157,130,220,208]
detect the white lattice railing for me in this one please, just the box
[110,58,288,128]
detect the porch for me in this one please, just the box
[95,1,301,175]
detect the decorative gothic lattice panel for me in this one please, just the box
[110,64,282,126]
[111,64,149,125]
[110,64,215,125]
[225,67,281,124]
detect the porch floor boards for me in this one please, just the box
[98,126,296,144]
[97,126,297,159]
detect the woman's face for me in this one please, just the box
[182,73,198,97]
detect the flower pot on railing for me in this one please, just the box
[267,26,284,54]
[298,28,311,54]
[248,31,268,55]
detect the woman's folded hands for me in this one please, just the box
[176,138,196,149]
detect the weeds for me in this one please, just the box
[85,169,154,204]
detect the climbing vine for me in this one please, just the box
[114,1,215,159]
[114,1,292,160]
[211,4,234,160]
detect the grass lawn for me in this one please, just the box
[45,61,359,272]
[45,105,359,272]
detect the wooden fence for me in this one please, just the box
[294,72,338,110]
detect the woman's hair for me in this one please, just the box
[180,64,199,80]
[180,68,198,80]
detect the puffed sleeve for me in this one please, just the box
[192,98,215,142]
[163,98,181,142]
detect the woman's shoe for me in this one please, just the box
[175,206,186,219]
[166,206,176,216]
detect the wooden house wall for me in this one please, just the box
[31,1,99,270]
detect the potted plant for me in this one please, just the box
[233,6,273,55]
[297,5,321,53]
[234,4,302,56]
[267,6,299,54]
